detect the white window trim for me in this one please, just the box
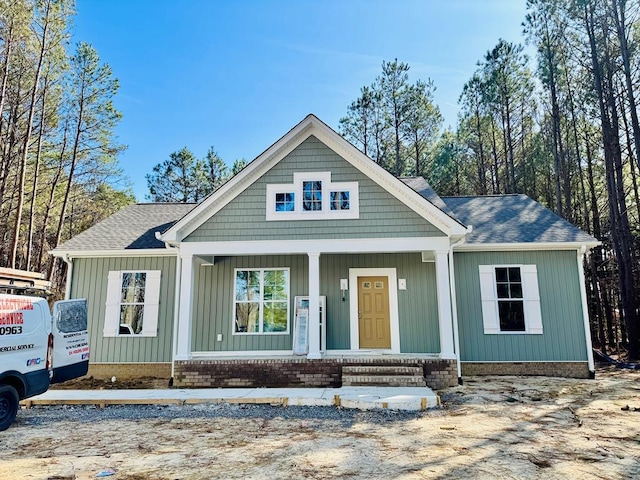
[266,171,359,220]
[232,267,291,336]
[104,270,161,338]
[478,264,543,335]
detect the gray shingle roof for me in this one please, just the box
[54,183,597,253]
[441,194,597,244]
[54,203,196,252]
[400,177,456,217]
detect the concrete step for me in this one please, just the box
[343,365,423,376]
[342,374,426,387]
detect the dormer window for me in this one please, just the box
[266,172,359,220]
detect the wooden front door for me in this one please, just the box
[358,276,391,349]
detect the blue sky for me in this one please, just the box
[74,0,529,200]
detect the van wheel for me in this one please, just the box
[0,385,19,431]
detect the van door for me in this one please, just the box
[50,299,89,383]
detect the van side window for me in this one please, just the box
[53,299,88,333]
[104,271,161,337]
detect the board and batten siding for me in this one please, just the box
[185,136,445,242]
[70,256,177,363]
[192,253,440,354]
[321,253,440,353]
[192,255,307,352]
[454,250,588,362]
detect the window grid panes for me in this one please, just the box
[234,269,289,334]
[302,181,322,211]
[275,192,295,212]
[330,191,350,210]
[495,267,525,332]
[119,272,146,335]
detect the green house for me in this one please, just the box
[52,115,599,389]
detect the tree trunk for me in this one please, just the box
[26,73,49,271]
[9,0,52,268]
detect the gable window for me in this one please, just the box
[303,181,322,211]
[234,268,289,334]
[478,265,543,334]
[275,192,295,212]
[266,172,359,220]
[330,191,350,210]
[104,270,161,337]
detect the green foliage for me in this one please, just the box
[146,146,239,203]
[0,0,130,281]
[340,59,442,177]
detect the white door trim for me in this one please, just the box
[349,268,400,353]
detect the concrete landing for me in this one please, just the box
[22,386,440,411]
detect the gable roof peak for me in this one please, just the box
[158,114,469,242]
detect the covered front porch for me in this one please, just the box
[174,237,457,386]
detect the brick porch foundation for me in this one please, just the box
[461,362,592,378]
[174,357,458,390]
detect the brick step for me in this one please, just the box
[342,374,426,387]
[343,365,423,376]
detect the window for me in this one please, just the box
[302,181,322,211]
[266,172,359,220]
[330,191,350,210]
[275,192,295,212]
[234,268,289,334]
[119,272,146,334]
[495,267,524,331]
[104,270,161,337]
[478,265,543,334]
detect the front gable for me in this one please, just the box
[160,114,467,244]
[185,136,445,242]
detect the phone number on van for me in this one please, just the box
[0,326,23,335]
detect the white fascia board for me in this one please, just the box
[160,117,317,243]
[179,237,451,257]
[453,241,601,252]
[309,121,468,236]
[50,248,178,258]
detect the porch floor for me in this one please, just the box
[24,385,439,411]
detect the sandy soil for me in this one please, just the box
[1,366,639,480]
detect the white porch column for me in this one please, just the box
[175,252,194,360]
[307,252,321,359]
[435,250,455,359]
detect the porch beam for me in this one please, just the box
[435,250,455,359]
[307,252,321,359]
[175,252,194,360]
[179,237,450,257]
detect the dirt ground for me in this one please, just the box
[50,376,171,390]
[1,366,639,480]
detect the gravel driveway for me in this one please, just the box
[1,367,639,480]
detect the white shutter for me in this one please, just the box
[478,265,499,334]
[104,271,122,337]
[141,270,161,337]
[522,264,543,334]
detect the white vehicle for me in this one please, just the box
[0,295,89,430]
